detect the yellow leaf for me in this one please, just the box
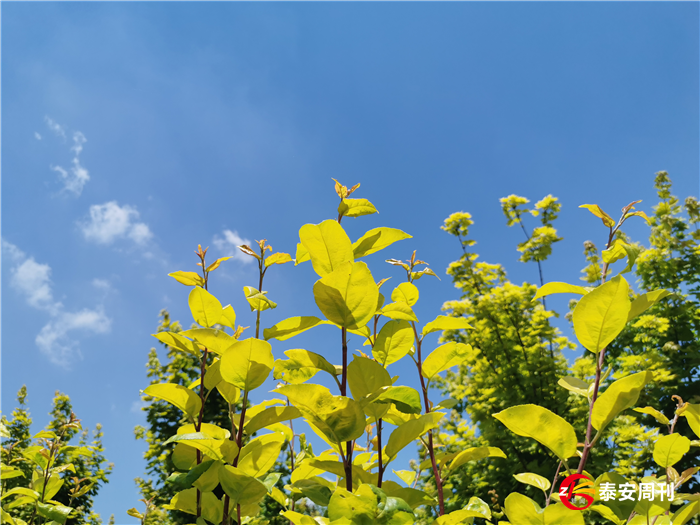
[265,252,293,267]
[579,204,616,227]
[299,220,354,277]
[168,271,205,287]
[572,275,630,353]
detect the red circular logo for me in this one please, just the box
[559,474,595,510]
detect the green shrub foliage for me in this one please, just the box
[1,387,113,525]
[125,175,697,525]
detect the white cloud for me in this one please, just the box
[71,131,86,156]
[36,308,111,366]
[213,229,254,264]
[3,239,112,367]
[80,201,153,245]
[44,119,90,196]
[12,258,62,314]
[35,132,42,140]
[45,116,66,139]
[92,278,112,291]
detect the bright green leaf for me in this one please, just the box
[188,287,223,327]
[169,271,205,287]
[206,256,232,272]
[380,302,418,322]
[273,349,338,384]
[493,404,578,461]
[532,282,588,301]
[422,342,471,380]
[447,446,506,471]
[558,376,590,397]
[313,261,379,330]
[238,433,286,477]
[633,406,670,425]
[386,412,444,460]
[513,472,551,494]
[572,275,631,353]
[579,204,616,227]
[180,328,235,355]
[422,315,472,337]
[220,338,274,391]
[373,320,414,367]
[265,252,293,267]
[372,386,422,415]
[243,286,277,312]
[502,492,543,525]
[338,198,378,218]
[627,289,673,322]
[264,316,333,341]
[653,433,691,468]
[245,406,301,435]
[219,466,267,508]
[277,384,366,445]
[353,227,412,259]
[219,304,237,330]
[391,283,419,306]
[295,243,310,265]
[152,331,200,356]
[167,488,223,524]
[348,356,392,400]
[144,383,202,420]
[299,219,354,277]
[592,371,653,431]
[680,403,700,439]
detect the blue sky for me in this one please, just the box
[2,2,698,522]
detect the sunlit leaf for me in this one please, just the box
[313,261,379,330]
[338,198,378,218]
[532,282,588,301]
[264,316,333,341]
[579,204,615,227]
[373,320,414,367]
[169,271,205,287]
[422,342,471,380]
[386,412,443,460]
[572,275,630,353]
[220,338,274,391]
[143,383,202,420]
[243,286,277,312]
[188,287,223,327]
[627,289,673,322]
[265,252,293,267]
[633,406,669,425]
[422,315,472,337]
[391,282,419,306]
[353,227,412,259]
[219,466,267,508]
[299,220,354,277]
[380,302,418,322]
[273,348,338,384]
[592,371,653,431]
[493,404,578,461]
[653,434,691,468]
[277,384,366,445]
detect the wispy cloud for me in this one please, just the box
[44,116,66,140]
[34,132,42,140]
[2,240,111,367]
[45,117,90,196]
[79,201,153,246]
[212,229,254,264]
[36,308,111,365]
